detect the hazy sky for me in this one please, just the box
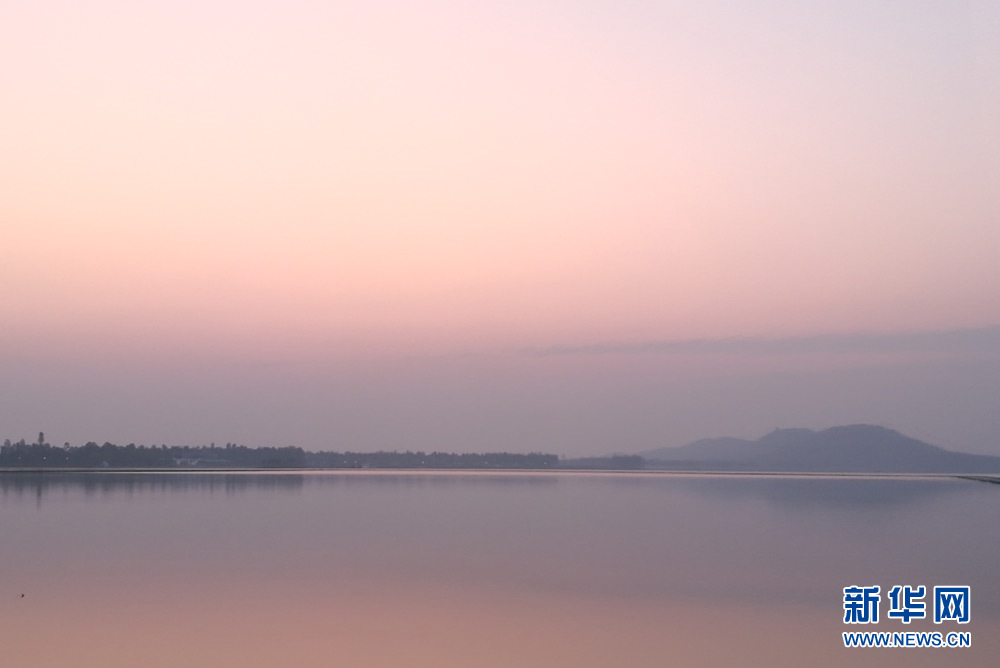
[3,1,999,455]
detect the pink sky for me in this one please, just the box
[3,1,999,453]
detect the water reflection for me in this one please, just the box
[1,471,997,667]
[0,469,970,507]
[601,473,972,509]
[0,471,307,506]
[0,470,566,507]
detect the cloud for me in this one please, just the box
[523,326,1000,358]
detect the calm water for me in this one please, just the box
[1,471,997,667]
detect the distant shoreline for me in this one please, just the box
[1,467,997,484]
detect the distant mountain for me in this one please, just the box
[640,425,1000,473]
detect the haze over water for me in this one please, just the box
[2,472,997,667]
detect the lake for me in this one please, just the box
[1,471,997,667]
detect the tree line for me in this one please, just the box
[0,435,559,469]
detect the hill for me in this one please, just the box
[641,425,1000,473]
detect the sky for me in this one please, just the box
[2,0,999,455]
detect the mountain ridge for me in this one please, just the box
[640,424,1000,473]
